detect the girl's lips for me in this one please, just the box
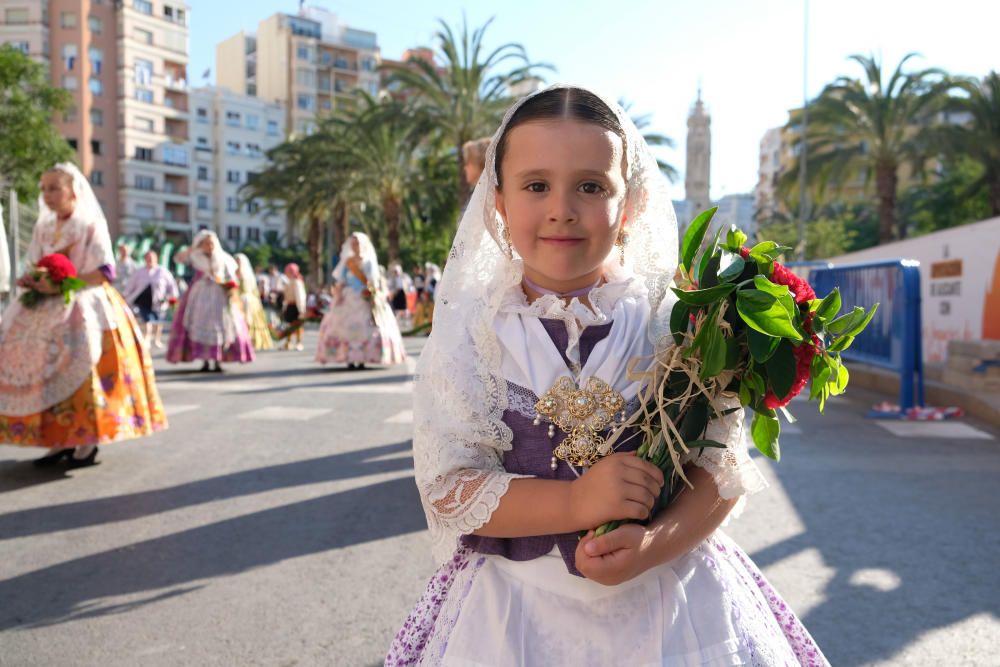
[539,237,585,246]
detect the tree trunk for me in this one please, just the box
[307,212,322,291]
[875,161,898,244]
[334,199,349,251]
[989,169,1000,218]
[384,194,401,266]
[457,140,472,213]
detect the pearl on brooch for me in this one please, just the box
[547,424,556,439]
[532,415,541,427]
[550,456,557,471]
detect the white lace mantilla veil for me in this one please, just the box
[332,231,379,286]
[189,230,238,283]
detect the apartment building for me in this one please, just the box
[190,85,286,249]
[216,6,379,136]
[0,0,192,239]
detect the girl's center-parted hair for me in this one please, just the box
[494,87,627,189]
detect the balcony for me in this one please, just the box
[164,90,188,113]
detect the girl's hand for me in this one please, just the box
[16,273,35,289]
[568,452,664,528]
[575,525,654,586]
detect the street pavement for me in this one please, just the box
[0,329,998,666]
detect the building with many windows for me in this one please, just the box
[0,0,192,239]
[189,85,286,248]
[215,6,379,136]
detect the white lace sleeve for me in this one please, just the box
[680,396,768,514]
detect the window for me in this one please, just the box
[247,227,261,243]
[226,225,241,242]
[197,195,209,210]
[162,145,188,166]
[135,175,155,191]
[246,114,259,130]
[197,166,209,181]
[88,47,103,75]
[135,58,153,85]
[4,8,29,24]
[267,120,279,136]
[196,136,209,149]
[225,111,241,127]
[133,28,153,45]
[88,77,102,95]
[88,15,102,33]
[134,0,153,15]
[67,138,78,151]
[90,140,101,155]
[91,170,104,186]
[62,75,78,90]
[90,108,103,126]
[196,107,208,122]
[8,41,31,54]
[136,204,156,221]
[135,146,154,161]
[226,170,240,184]
[135,88,153,103]
[295,68,316,87]
[296,45,311,61]
[134,116,154,132]
[62,44,77,70]
[246,143,262,157]
[225,141,241,155]
[246,200,260,214]
[60,12,77,28]
[296,94,314,111]
[226,197,239,213]
[163,5,185,24]
[62,108,77,123]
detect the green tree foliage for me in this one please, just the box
[0,45,75,198]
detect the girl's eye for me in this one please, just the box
[579,182,605,195]
[525,182,547,193]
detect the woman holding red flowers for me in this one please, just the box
[166,230,255,372]
[0,163,167,468]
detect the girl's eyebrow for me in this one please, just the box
[513,168,614,180]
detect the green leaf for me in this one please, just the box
[717,253,746,283]
[844,303,879,337]
[751,412,781,460]
[748,241,794,262]
[827,307,866,335]
[736,291,804,341]
[810,366,832,400]
[738,378,752,405]
[700,327,727,379]
[779,406,797,423]
[680,207,717,275]
[753,275,797,318]
[747,327,780,363]
[679,398,710,442]
[814,288,841,321]
[765,339,797,397]
[725,225,747,252]
[684,439,728,450]
[696,227,724,286]
[828,335,855,353]
[671,283,736,306]
[670,302,691,345]
[831,362,850,395]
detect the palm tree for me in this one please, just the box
[935,71,1000,216]
[329,94,433,265]
[382,16,553,207]
[788,53,951,243]
[618,98,678,182]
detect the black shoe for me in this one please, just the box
[358,363,366,370]
[347,363,356,370]
[66,447,99,469]
[200,361,211,372]
[33,448,73,467]
[212,362,223,373]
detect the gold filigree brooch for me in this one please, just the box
[533,376,627,470]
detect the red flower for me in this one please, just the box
[771,261,816,304]
[224,280,237,290]
[763,335,820,409]
[36,253,77,283]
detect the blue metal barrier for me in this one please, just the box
[809,259,924,415]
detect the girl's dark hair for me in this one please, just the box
[494,87,626,188]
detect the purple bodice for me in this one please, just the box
[461,318,642,577]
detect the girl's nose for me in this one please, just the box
[547,191,578,224]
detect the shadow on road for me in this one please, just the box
[0,441,414,539]
[746,394,1000,666]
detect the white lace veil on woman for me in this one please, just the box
[412,85,691,564]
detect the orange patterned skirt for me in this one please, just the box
[0,285,168,448]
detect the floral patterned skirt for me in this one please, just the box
[386,531,829,666]
[0,286,168,448]
[315,288,407,365]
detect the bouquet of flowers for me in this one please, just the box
[593,208,879,536]
[19,253,87,309]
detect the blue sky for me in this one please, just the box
[188,0,999,202]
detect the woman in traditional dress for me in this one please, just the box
[123,250,179,349]
[235,252,273,351]
[0,163,167,468]
[280,262,307,351]
[315,232,406,369]
[166,230,254,372]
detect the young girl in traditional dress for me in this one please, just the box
[166,230,254,372]
[315,232,407,369]
[280,262,307,351]
[0,163,167,468]
[386,86,829,666]
[235,252,273,351]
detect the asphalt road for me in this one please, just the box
[0,330,997,666]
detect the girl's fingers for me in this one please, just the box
[620,455,665,486]
[621,467,663,498]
